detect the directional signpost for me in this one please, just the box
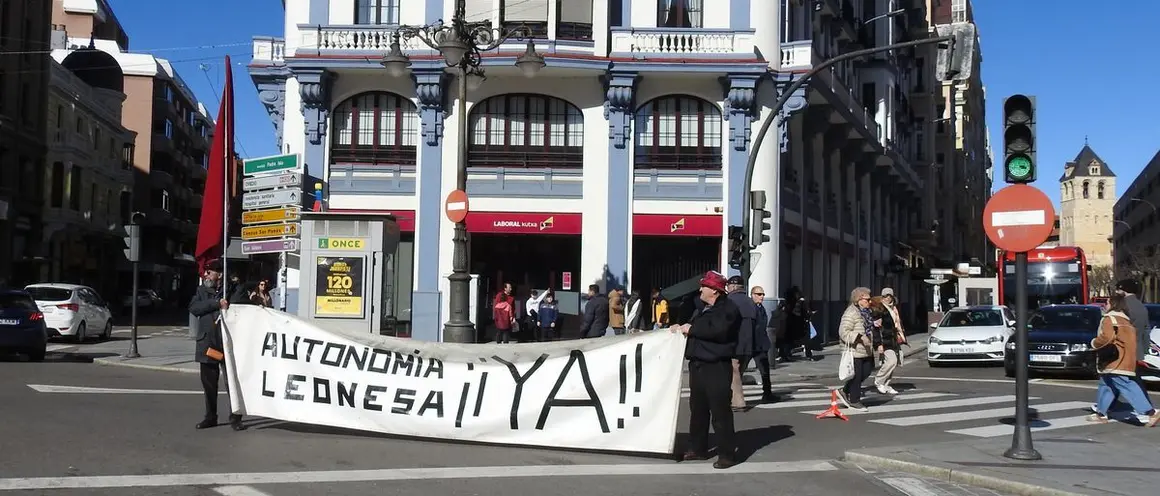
[242,189,300,210]
[240,153,303,309]
[983,183,1055,462]
[242,238,301,255]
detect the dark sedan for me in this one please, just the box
[1004,304,1103,378]
[0,289,49,361]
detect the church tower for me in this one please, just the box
[1059,143,1116,268]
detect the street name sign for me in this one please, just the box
[242,206,300,225]
[983,184,1056,253]
[243,153,300,176]
[241,238,300,255]
[242,190,300,210]
[241,223,300,241]
[243,172,301,192]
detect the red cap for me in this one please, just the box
[699,271,727,293]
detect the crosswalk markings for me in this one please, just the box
[45,344,73,352]
[946,413,1127,438]
[757,392,955,410]
[831,395,1031,416]
[874,401,1091,427]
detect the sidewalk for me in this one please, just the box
[845,426,1160,496]
[88,331,930,378]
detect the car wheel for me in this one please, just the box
[1005,366,1015,378]
[927,360,940,368]
[72,322,86,344]
[27,346,46,362]
[102,320,112,339]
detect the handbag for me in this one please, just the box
[1095,316,1120,368]
[838,345,855,381]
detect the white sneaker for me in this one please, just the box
[884,385,899,395]
[876,384,889,395]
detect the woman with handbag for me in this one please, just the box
[1088,294,1160,426]
[836,287,877,412]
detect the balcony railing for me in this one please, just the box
[330,147,417,166]
[610,28,756,57]
[252,36,285,64]
[780,41,814,70]
[299,24,424,54]
[467,149,583,169]
[635,149,722,171]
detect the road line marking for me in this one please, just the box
[45,344,73,352]
[0,460,839,490]
[873,401,1091,426]
[27,384,216,395]
[213,486,273,496]
[680,382,820,392]
[681,390,836,400]
[878,477,944,496]
[910,375,1160,396]
[757,392,954,410]
[946,414,1124,438]
[827,395,1028,417]
[900,376,1015,384]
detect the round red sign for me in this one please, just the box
[444,190,469,224]
[982,184,1056,253]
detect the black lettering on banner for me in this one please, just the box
[424,358,444,379]
[454,382,471,428]
[618,354,627,404]
[280,335,301,360]
[367,348,391,373]
[337,382,358,407]
[493,354,549,430]
[392,388,416,414]
[467,363,474,371]
[261,371,275,397]
[418,390,444,418]
[535,350,610,433]
[364,384,387,411]
[320,343,345,366]
[391,352,415,376]
[313,378,331,404]
[472,372,489,417]
[303,338,323,361]
[261,333,278,357]
[285,374,306,401]
[415,356,424,377]
[634,343,643,393]
[343,346,369,371]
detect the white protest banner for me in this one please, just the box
[222,306,686,454]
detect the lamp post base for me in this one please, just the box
[1003,446,1042,461]
[443,222,476,343]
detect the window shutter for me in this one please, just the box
[559,0,593,23]
[463,0,493,22]
[504,0,548,21]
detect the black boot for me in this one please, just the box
[228,414,246,431]
[195,418,217,429]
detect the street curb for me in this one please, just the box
[92,357,200,374]
[842,451,1086,496]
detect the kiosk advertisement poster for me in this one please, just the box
[315,256,365,317]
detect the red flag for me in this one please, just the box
[195,56,235,273]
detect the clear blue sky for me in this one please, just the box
[110,0,1160,207]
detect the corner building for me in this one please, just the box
[252,0,947,340]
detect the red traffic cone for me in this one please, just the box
[816,389,849,421]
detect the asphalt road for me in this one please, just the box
[9,345,1142,495]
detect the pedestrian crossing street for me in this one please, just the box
[680,382,1139,439]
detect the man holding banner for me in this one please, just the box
[673,271,741,469]
[190,260,245,431]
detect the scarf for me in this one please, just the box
[858,307,874,337]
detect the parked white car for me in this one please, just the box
[24,284,113,343]
[927,305,1016,366]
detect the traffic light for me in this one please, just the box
[748,191,772,245]
[728,226,746,269]
[122,212,145,262]
[1003,94,1036,183]
[935,23,977,82]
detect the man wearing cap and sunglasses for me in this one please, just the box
[671,271,742,469]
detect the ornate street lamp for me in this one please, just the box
[380,5,545,344]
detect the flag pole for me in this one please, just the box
[220,58,231,297]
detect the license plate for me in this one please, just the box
[950,347,975,354]
[41,307,54,313]
[1030,354,1062,363]
[0,319,19,325]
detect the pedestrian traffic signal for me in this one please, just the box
[748,191,773,246]
[728,226,746,269]
[122,212,144,262]
[1003,94,1036,184]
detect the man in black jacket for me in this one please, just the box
[190,260,245,431]
[672,271,741,469]
[725,275,756,411]
[580,284,609,338]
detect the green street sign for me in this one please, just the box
[243,153,300,176]
[1006,154,1032,180]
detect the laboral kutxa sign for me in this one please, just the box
[315,256,365,317]
[221,306,685,454]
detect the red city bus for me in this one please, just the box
[998,246,1090,309]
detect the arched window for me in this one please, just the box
[467,94,584,168]
[331,92,419,165]
[1082,181,1090,199]
[634,95,723,170]
[1097,181,1106,199]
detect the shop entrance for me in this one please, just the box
[631,236,720,293]
[469,234,582,339]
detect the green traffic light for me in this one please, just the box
[1006,155,1033,180]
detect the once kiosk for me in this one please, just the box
[297,213,400,335]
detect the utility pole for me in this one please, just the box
[122,212,145,358]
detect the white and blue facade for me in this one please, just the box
[250,0,943,340]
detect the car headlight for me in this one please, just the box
[929,337,941,345]
[1070,343,1089,352]
[1006,341,1016,350]
[984,336,1004,344]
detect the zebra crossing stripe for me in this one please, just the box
[946,414,1126,438]
[873,401,1091,427]
[831,395,1031,417]
[757,392,954,410]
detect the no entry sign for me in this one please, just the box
[445,189,469,224]
[983,184,1056,253]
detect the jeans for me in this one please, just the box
[1095,374,1156,416]
[843,357,875,404]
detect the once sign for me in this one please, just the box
[983,184,1056,253]
[243,172,301,192]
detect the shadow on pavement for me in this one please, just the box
[673,424,795,462]
[111,309,191,327]
[0,351,120,363]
